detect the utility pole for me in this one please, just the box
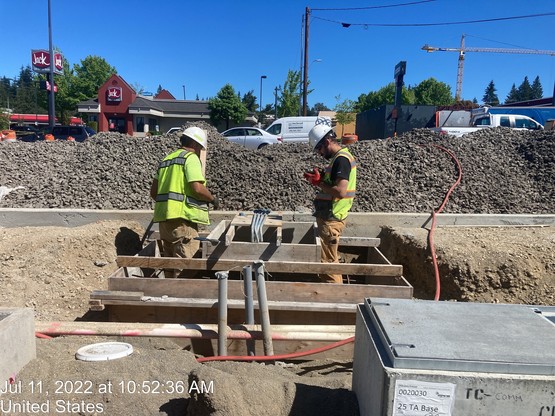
[302,7,310,116]
[274,86,281,118]
[182,85,186,100]
[47,0,56,129]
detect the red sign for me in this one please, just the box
[107,87,122,102]
[31,49,64,74]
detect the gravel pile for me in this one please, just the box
[1,122,554,214]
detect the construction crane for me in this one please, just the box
[422,34,555,101]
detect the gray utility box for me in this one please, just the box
[352,298,555,416]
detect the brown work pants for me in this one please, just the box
[316,217,346,284]
[158,218,200,278]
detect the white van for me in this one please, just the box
[265,116,332,143]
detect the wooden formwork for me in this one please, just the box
[89,217,412,357]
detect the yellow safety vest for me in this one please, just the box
[153,150,210,225]
[315,147,357,221]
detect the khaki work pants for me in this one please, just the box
[316,217,346,284]
[158,218,200,278]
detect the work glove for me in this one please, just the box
[211,196,220,210]
[303,168,322,186]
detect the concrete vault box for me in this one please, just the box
[353,298,555,416]
[0,308,36,386]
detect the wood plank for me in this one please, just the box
[208,242,319,262]
[339,236,381,247]
[225,225,236,246]
[94,296,357,313]
[90,290,144,301]
[116,256,403,276]
[107,276,412,303]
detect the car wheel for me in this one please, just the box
[257,143,269,150]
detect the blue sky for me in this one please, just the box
[2,0,554,109]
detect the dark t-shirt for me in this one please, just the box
[330,154,351,183]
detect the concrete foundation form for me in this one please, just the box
[0,308,36,387]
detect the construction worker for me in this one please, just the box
[150,126,219,278]
[304,124,357,284]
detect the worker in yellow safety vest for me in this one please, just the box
[150,126,219,278]
[304,124,357,284]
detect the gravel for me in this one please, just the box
[1,122,554,214]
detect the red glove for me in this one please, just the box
[303,168,322,186]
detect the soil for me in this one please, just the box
[1,220,553,415]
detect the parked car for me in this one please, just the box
[51,125,96,142]
[10,125,44,142]
[166,127,183,135]
[221,127,282,150]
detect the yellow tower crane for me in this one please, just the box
[422,34,555,101]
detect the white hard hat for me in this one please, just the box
[309,124,333,150]
[183,126,207,149]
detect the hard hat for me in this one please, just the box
[309,124,333,150]
[182,126,207,148]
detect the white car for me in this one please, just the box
[221,127,282,150]
[166,127,182,135]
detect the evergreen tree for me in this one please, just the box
[208,84,247,130]
[241,90,257,112]
[13,66,37,114]
[482,80,499,106]
[531,76,543,99]
[517,76,532,101]
[505,84,519,104]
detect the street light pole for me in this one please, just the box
[274,86,281,119]
[259,75,267,127]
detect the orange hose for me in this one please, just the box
[426,144,463,301]
[197,336,355,363]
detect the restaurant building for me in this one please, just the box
[77,74,225,136]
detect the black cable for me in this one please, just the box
[312,11,555,27]
[312,0,436,11]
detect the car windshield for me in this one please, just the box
[266,124,281,135]
[85,127,96,135]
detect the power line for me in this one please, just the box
[312,0,436,11]
[312,11,555,27]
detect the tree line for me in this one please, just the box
[0,51,547,130]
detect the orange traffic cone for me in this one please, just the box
[44,134,55,141]
[67,136,75,141]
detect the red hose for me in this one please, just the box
[35,332,54,339]
[197,336,355,363]
[426,144,462,301]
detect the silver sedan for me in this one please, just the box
[221,127,282,150]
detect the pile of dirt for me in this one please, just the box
[1,124,554,213]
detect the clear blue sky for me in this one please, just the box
[2,0,554,109]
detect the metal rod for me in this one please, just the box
[216,271,228,356]
[254,261,274,356]
[243,265,255,356]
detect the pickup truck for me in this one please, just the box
[431,113,544,137]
